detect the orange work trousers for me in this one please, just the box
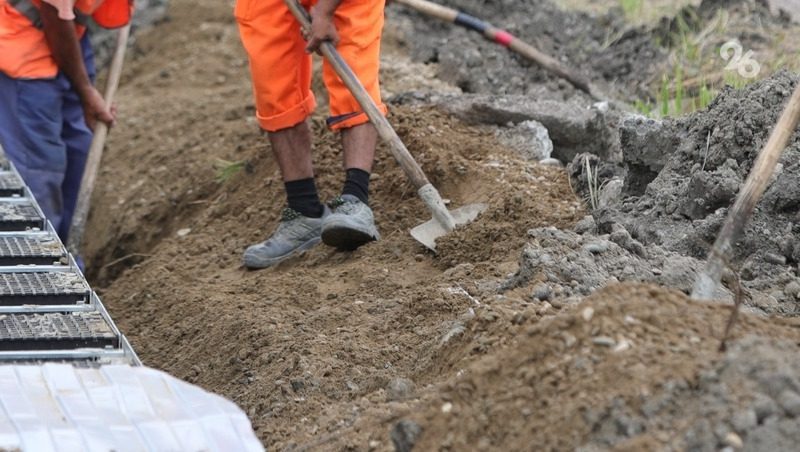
[235,0,387,132]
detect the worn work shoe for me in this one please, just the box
[321,195,380,251]
[243,207,325,269]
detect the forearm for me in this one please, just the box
[314,0,342,17]
[40,4,92,97]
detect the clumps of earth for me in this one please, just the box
[579,335,800,452]
[563,71,800,314]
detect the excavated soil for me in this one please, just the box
[86,0,800,450]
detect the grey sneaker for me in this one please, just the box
[243,207,325,269]
[321,195,380,251]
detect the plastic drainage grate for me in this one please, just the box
[0,312,117,351]
[0,172,24,197]
[0,202,44,231]
[0,235,65,266]
[0,272,90,306]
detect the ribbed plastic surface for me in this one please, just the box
[0,313,117,351]
[0,202,43,231]
[0,235,65,266]
[0,364,264,451]
[0,173,24,197]
[0,272,89,306]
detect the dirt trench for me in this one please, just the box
[86,0,800,450]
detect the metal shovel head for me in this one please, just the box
[410,203,488,251]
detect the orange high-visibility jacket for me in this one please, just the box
[0,0,132,79]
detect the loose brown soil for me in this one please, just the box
[86,0,800,450]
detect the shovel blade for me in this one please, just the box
[410,203,487,251]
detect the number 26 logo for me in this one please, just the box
[720,41,761,79]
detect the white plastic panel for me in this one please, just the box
[0,363,264,452]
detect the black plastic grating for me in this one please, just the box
[0,235,65,265]
[0,272,89,306]
[0,172,24,197]
[0,201,44,231]
[0,312,117,351]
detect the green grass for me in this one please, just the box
[619,0,643,19]
[638,71,718,119]
[214,158,248,183]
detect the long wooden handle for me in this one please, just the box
[284,0,430,189]
[396,0,601,100]
[692,82,800,299]
[67,24,131,256]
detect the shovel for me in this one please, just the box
[284,0,486,250]
[692,82,800,300]
[67,24,132,256]
[395,0,602,100]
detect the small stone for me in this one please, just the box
[391,420,422,452]
[752,393,779,422]
[532,284,552,301]
[176,228,191,237]
[765,253,787,266]
[386,378,416,402]
[724,432,743,449]
[613,337,632,353]
[441,402,453,413]
[731,409,757,433]
[583,241,611,254]
[778,390,800,417]
[539,157,563,167]
[562,332,577,348]
[592,336,616,347]
[582,307,595,322]
[414,254,425,262]
[573,215,596,235]
[784,281,800,298]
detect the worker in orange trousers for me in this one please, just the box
[236,0,387,269]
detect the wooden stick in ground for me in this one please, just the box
[284,0,457,232]
[692,82,800,300]
[67,24,132,257]
[395,0,602,100]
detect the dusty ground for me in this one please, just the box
[86,0,800,450]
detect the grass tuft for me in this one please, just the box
[214,158,248,183]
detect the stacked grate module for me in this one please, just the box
[0,145,137,366]
[0,233,66,266]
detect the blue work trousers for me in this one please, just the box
[0,34,96,243]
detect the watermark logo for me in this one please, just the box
[720,41,761,79]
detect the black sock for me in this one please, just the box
[342,168,370,205]
[285,178,324,218]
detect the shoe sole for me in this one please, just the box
[321,220,377,251]
[243,236,321,269]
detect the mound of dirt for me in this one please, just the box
[293,284,800,451]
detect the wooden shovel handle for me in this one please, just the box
[692,82,800,299]
[396,0,457,21]
[284,0,431,190]
[67,24,131,256]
